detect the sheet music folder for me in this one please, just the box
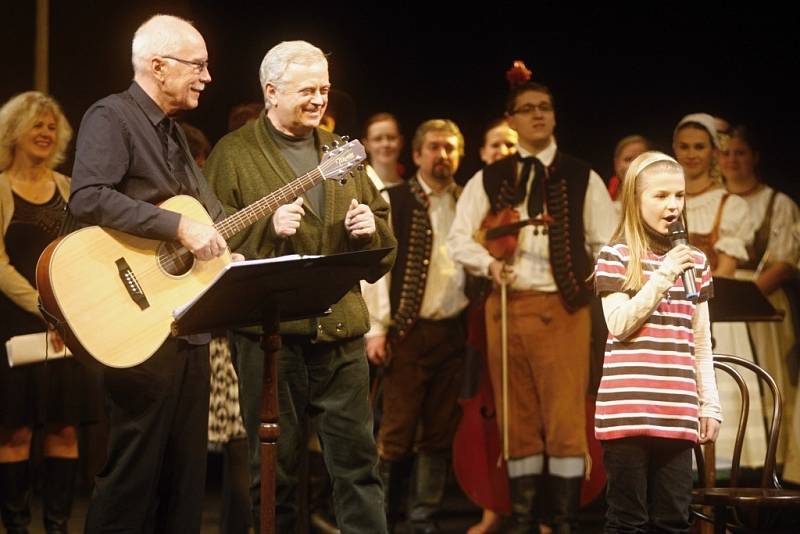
[171,247,392,336]
[708,277,783,323]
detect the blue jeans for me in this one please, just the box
[232,332,386,534]
[602,436,693,534]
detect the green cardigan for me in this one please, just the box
[204,114,396,341]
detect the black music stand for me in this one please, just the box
[709,277,783,324]
[171,247,392,534]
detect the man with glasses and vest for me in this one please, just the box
[448,82,616,533]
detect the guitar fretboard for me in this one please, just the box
[214,168,324,240]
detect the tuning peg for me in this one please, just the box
[341,135,350,142]
[321,145,330,153]
[331,140,340,148]
[356,163,365,171]
[349,171,355,177]
[339,177,347,185]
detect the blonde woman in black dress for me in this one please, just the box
[0,91,97,533]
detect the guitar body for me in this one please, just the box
[37,195,231,368]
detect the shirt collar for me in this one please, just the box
[128,81,169,128]
[517,137,557,167]
[416,172,455,197]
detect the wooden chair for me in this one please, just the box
[692,353,800,533]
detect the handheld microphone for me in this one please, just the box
[667,219,699,301]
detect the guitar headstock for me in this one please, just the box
[319,138,366,183]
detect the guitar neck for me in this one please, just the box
[213,168,324,240]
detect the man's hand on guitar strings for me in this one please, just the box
[176,216,227,261]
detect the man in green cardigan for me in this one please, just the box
[204,41,396,533]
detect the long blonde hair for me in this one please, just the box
[612,151,684,290]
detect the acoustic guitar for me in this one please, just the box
[36,139,365,368]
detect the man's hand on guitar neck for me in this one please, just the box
[176,216,228,261]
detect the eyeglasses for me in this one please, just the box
[510,102,554,115]
[161,55,209,73]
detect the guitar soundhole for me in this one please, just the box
[157,242,195,277]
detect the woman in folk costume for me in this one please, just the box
[720,125,800,482]
[672,112,764,470]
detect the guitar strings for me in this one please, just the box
[131,167,330,280]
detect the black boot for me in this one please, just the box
[548,476,582,534]
[409,452,449,534]
[506,474,543,534]
[43,457,77,534]
[379,456,413,533]
[0,460,31,534]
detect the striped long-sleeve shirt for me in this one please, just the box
[594,243,715,442]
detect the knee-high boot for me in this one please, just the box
[548,475,582,534]
[506,474,543,534]
[0,460,31,534]
[43,457,77,534]
[378,456,413,532]
[409,452,449,534]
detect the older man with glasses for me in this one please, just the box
[69,14,227,533]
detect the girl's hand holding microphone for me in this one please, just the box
[658,244,695,280]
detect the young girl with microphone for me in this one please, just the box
[594,151,722,533]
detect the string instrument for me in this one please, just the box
[36,139,365,368]
[475,209,554,261]
[452,208,551,516]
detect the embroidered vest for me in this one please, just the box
[482,152,592,312]
[387,178,460,338]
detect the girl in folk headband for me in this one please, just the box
[673,113,766,470]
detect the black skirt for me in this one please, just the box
[0,344,103,427]
[0,190,103,427]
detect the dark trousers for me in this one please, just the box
[85,339,210,534]
[378,317,465,459]
[602,436,693,534]
[233,332,386,534]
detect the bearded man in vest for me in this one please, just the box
[371,119,468,533]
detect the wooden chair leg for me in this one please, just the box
[700,507,714,534]
[714,505,727,534]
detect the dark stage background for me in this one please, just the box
[3,2,798,200]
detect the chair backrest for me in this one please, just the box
[693,353,783,489]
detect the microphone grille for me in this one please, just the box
[667,219,687,239]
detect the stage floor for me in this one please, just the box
[23,452,605,533]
